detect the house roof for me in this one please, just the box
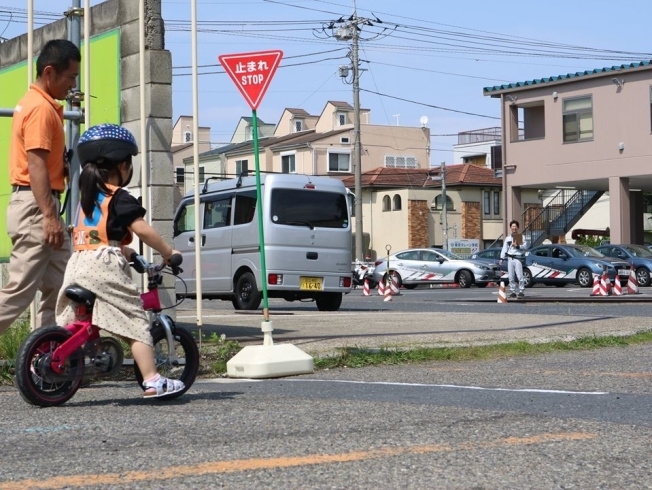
[171,143,193,153]
[326,100,354,110]
[483,60,652,96]
[340,164,501,189]
[239,116,269,125]
[285,108,311,116]
[270,128,350,150]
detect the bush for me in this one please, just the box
[574,234,609,248]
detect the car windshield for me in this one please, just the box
[435,249,463,260]
[566,245,604,258]
[624,245,652,257]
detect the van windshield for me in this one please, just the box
[270,188,349,229]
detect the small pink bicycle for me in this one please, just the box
[14,253,199,407]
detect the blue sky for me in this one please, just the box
[2,1,651,165]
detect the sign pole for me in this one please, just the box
[251,109,270,321]
[220,49,313,378]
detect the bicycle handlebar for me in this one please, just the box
[130,253,183,276]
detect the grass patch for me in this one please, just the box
[313,330,652,370]
[0,318,30,382]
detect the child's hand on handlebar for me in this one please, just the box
[164,249,182,266]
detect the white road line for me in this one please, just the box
[198,378,608,395]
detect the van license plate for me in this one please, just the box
[300,277,323,290]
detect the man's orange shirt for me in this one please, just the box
[9,84,65,192]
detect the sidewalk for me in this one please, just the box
[177,310,652,358]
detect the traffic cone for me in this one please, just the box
[612,276,622,296]
[599,272,609,296]
[497,281,507,304]
[383,280,392,302]
[362,278,370,297]
[590,274,600,296]
[377,278,385,296]
[390,273,401,296]
[627,265,640,294]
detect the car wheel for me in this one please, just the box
[635,267,650,287]
[457,270,472,289]
[576,267,593,288]
[384,271,402,288]
[522,268,533,288]
[232,272,262,310]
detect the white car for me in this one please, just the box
[372,248,502,289]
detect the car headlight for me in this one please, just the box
[476,265,490,271]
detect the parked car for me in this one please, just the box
[594,244,652,286]
[373,248,502,289]
[523,244,631,288]
[469,247,508,278]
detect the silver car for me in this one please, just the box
[372,248,502,289]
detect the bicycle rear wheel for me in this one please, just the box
[134,317,199,400]
[14,325,84,407]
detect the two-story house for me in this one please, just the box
[484,61,652,246]
[340,165,511,260]
[181,101,430,193]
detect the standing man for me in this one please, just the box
[499,220,528,299]
[0,39,81,334]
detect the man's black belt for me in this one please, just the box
[506,254,520,259]
[12,185,61,197]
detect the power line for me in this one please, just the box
[360,88,500,120]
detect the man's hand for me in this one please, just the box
[43,215,65,249]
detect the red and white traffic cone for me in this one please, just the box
[599,272,609,296]
[590,274,600,296]
[377,279,385,296]
[390,273,401,296]
[362,278,370,297]
[627,265,640,294]
[497,281,507,304]
[612,276,623,296]
[383,281,393,302]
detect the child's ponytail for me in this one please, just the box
[79,162,114,219]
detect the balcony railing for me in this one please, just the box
[457,127,502,145]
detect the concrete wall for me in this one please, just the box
[0,0,176,305]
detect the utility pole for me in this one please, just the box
[441,161,448,250]
[332,2,369,261]
[351,12,363,262]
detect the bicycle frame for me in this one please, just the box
[49,260,181,375]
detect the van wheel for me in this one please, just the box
[232,272,262,310]
[315,292,342,311]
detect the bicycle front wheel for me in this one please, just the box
[134,317,199,400]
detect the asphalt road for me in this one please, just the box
[1,286,650,489]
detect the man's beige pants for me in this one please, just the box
[0,190,70,334]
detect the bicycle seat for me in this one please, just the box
[65,284,96,309]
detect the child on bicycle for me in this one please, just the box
[55,123,184,398]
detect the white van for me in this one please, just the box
[173,173,352,311]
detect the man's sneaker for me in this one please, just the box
[509,293,517,299]
[517,292,525,298]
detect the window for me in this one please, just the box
[382,195,391,212]
[337,112,347,126]
[294,119,304,132]
[233,191,257,225]
[281,153,296,174]
[392,194,402,211]
[483,190,501,218]
[270,189,349,229]
[432,194,454,211]
[340,136,350,144]
[563,96,593,142]
[173,203,195,237]
[198,166,205,183]
[328,151,351,172]
[385,155,418,169]
[175,167,184,184]
[235,159,248,176]
[183,131,192,143]
[204,197,232,229]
